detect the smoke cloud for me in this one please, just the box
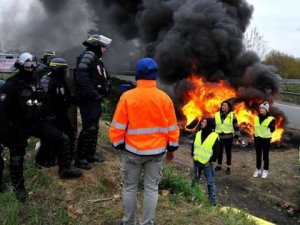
[0,0,279,104]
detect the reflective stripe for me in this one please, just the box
[193,131,218,164]
[127,124,178,135]
[127,127,168,135]
[254,116,274,138]
[168,141,179,147]
[168,124,178,132]
[125,144,166,155]
[194,152,210,162]
[111,121,127,130]
[215,112,234,134]
[193,146,212,155]
[112,139,125,147]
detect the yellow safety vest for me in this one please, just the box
[215,111,234,134]
[254,116,274,138]
[193,131,219,164]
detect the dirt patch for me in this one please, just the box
[174,142,300,225]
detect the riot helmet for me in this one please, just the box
[42,51,56,65]
[49,57,68,76]
[82,34,112,48]
[13,52,38,70]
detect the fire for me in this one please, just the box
[182,76,284,143]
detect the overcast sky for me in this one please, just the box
[0,0,299,58]
[247,0,300,58]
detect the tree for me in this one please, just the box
[264,50,300,79]
[243,27,269,59]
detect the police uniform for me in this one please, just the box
[74,34,112,169]
[36,58,76,167]
[0,53,82,202]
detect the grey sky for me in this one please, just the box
[0,0,299,58]
[247,0,300,57]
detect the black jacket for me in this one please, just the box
[0,72,47,143]
[75,48,111,100]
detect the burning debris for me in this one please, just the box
[0,0,285,141]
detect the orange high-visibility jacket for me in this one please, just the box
[109,80,179,156]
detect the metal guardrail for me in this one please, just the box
[280,91,300,97]
[280,79,300,84]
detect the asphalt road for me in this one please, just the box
[274,101,300,130]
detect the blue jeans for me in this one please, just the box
[192,161,217,204]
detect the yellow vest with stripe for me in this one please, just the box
[193,131,219,164]
[215,111,234,134]
[254,116,274,138]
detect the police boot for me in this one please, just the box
[86,128,105,163]
[75,130,92,169]
[0,155,4,192]
[59,167,83,179]
[15,188,28,203]
[10,155,28,202]
[74,159,92,170]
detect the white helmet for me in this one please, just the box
[12,52,38,70]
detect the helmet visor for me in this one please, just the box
[23,60,38,68]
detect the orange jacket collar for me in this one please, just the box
[136,80,157,88]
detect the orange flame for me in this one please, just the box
[182,76,284,143]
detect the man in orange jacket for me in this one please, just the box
[109,57,179,225]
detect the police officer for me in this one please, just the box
[0,53,82,202]
[74,34,112,170]
[0,80,5,192]
[36,57,76,167]
[33,51,56,80]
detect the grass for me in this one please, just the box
[0,77,258,225]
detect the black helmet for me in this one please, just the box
[13,52,38,70]
[82,34,112,48]
[49,57,68,72]
[42,50,56,65]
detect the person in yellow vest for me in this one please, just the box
[214,100,240,174]
[191,118,220,205]
[253,101,275,178]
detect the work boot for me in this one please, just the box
[15,188,28,203]
[87,153,105,163]
[226,167,231,175]
[74,159,92,170]
[59,168,83,179]
[0,183,5,193]
[215,165,222,171]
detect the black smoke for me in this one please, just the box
[0,0,279,103]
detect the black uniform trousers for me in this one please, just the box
[8,121,72,190]
[77,100,101,159]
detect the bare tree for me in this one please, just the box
[244,27,269,59]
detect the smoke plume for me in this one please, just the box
[0,0,279,103]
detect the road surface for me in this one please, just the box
[274,101,300,130]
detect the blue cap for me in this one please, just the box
[135,57,158,80]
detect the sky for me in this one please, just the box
[0,0,299,58]
[247,0,300,58]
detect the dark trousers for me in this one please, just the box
[36,115,76,166]
[217,138,233,166]
[254,137,271,170]
[77,100,101,160]
[8,121,72,191]
[0,145,4,190]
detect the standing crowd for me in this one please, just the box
[0,33,276,225]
